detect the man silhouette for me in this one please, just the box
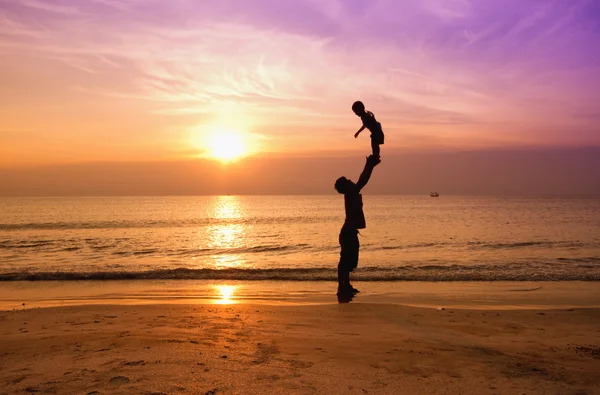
[334,155,380,299]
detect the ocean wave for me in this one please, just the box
[557,257,600,262]
[467,241,587,249]
[3,237,595,255]
[0,216,339,231]
[0,241,315,255]
[0,241,54,249]
[381,242,448,250]
[2,264,600,282]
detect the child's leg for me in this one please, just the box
[371,140,380,158]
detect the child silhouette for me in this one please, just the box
[352,101,384,159]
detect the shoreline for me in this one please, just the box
[2,280,600,311]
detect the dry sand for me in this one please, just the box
[1,300,599,394]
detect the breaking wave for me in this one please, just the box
[2,263,600,282]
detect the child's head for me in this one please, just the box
[352,101,365,116]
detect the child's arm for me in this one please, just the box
[354,126,365,138]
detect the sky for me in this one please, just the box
[0,0,599,195]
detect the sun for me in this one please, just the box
[190,120,258,162]
[207,131,247,162]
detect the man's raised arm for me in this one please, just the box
[355,155,380,191]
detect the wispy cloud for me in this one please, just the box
[19,0,84,15]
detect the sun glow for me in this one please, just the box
[191,118,262,162]
[207,131,247,162]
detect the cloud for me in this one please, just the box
[19,0,84,15]
[0,0,598,155]
[423,0,472,21]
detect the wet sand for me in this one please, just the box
[1,282,599,394]
[2,280,600,310]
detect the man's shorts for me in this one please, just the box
[339,226,359,272]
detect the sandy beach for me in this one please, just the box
[1,282,599,395]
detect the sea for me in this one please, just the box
[1,195,599,282]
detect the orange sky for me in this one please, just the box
[1,1,599,194]
[1,148,599,196]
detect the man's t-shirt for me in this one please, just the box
[344,185,366,229]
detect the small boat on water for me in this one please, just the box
[430,192,439,197]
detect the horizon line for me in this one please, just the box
[2,193,599,198]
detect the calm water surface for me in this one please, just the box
[1,196,599,281]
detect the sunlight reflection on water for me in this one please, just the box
[207,196,247,268]
[213,284,237,304]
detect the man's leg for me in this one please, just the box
[344,229,360,294]
[337,263,347,292]
[338,266,350,291]
[339,226,360,295]
[338,228,349,294]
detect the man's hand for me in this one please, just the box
[366,155,381,167]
